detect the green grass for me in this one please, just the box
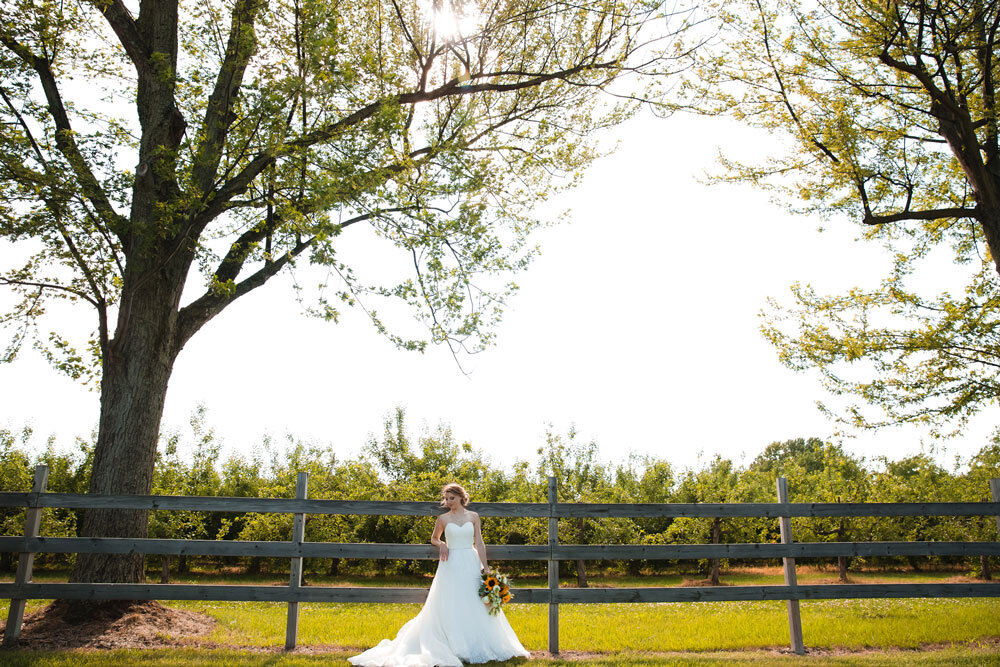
[1,647,1000,666]
[13,596,999,654]
[4,569,999,665]
[158,597,1000,652]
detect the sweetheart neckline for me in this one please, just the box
[444,520,473,529]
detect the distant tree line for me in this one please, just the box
[2,407,998,583]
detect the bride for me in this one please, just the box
[349,483,530,666]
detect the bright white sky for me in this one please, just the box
[1,109,993,472]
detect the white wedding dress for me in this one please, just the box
[349,521,530,666]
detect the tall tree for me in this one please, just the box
[683,0,1000,432]
[0,0,685,586]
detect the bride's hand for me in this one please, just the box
[438,544,449,561]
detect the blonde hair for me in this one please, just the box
[440,483,470,507]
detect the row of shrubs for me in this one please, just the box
[2,406,998,581]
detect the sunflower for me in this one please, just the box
[501,592,512,603]
[485,575,499,589]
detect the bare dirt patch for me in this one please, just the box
[679,578,733,587]
[1,600,215,650]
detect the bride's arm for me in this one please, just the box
[473,514,489,573]
[431,517,449,561]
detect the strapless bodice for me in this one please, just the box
[445,521,475,549]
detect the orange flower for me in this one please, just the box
[485,575,499,589]
[501,593,512,603]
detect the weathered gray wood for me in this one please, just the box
[548,583,1000,603]
[0,583,432,603]
[552,501,1000,518]
[0,493,29,508]
[548,476,559,655]
[2,536,996,560]
[0,537,551,560]
[3,493,999,518]
[2,581,998,604]
[3,464,48,648]
[549,542,1000,559]
[3,476,1000,656]
[777,477,805,655]
[0,494,549,516]
[285,472,308,651]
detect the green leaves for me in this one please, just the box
[763,259,1000,435]
[681,0,1000,435]
[3,0,687,379]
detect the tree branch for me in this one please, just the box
[191,0,264,196]
[754,0,839,164]
[0,276,98,306]
[175,235,313,349]
[0,32,129,238]
[195,59,625,227]
[88,0,149,73]
[176,203,428,348]
[862,206,978,225]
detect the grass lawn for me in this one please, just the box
[4,568,999,665]
[2,646,1000,666]
[155,598,1000,652]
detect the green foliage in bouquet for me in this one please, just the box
[479,570,513,616]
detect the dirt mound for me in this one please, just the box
[2,600,215,650]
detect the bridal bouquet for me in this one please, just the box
[479,570,513,616]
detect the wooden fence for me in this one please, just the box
[2,467,999,655]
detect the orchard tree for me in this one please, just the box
[670,455,739,585]
[959,440,1000,579]
[537,426,622,586]
[0,0,686,587]
[684,0,1000,433]
[868,452,962,570]
[740,438,869,581]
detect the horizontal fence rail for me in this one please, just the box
[3,582,1000,604]
[1,537,999,560]
[1,492,997,518]
[2,469,999,656]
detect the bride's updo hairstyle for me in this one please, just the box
[440,483,470,507]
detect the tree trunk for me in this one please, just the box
[71,247,189,587]
[160,556,170,584]
[328,558,340,576]
[66,0,194,593]
[980,554,991,580]
[247,557,261,575]
[0,550,11,572]
[975,201,1000,280]
[837,517,849,583]
[576,560,588,588]
[709,518,721,586]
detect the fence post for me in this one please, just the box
[776,477,805,655]
[284,472,309,651]
[991,479,1000,540]
[3,464,49,648]
[547,475,559,655]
